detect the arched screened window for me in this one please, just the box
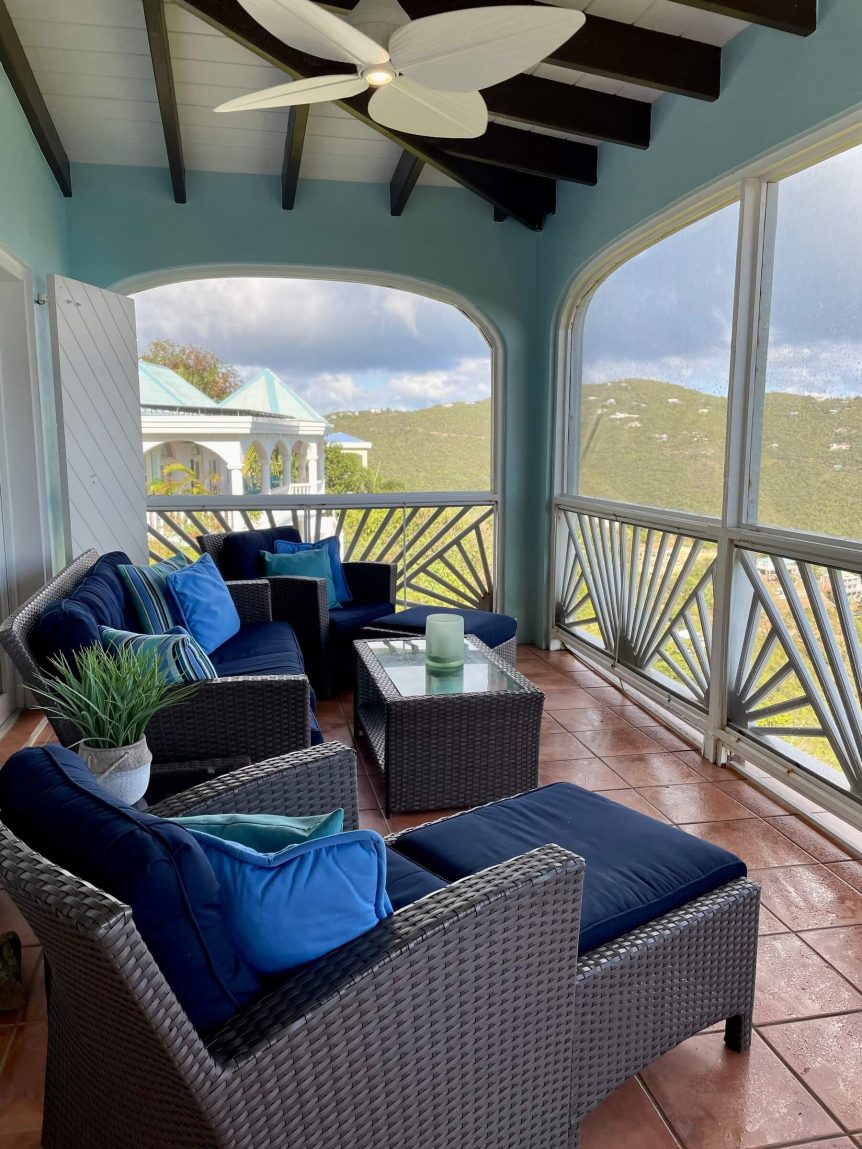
[556,132,862,820]
[569,201,740,518]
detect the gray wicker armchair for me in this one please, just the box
[0,550,311,781]
[198,529,396,698]
[0,744,584,1149]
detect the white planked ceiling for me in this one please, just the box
[6,0,748,189]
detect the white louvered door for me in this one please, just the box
[48,275,147,564]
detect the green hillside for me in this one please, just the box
[327,399,492,492]
[580,378,862,537]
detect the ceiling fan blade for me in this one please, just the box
[215,73,369,113]
[369,78,487,137]
[388,6,585,92]
[239,0,389,67]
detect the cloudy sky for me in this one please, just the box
[133,276,491,413]
[584,142,862,399]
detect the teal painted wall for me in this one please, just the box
[64,168,547,636]
[0,69,67,276]
[0,69,69,570]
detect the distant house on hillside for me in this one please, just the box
[140,362,330,495]
[326,431,372,468]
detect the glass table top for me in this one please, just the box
[364,637,529,699]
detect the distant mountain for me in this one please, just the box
[580,378,860,537]
[329,381,860,539]
[327,399,492,492]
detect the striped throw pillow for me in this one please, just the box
[119,555,188,634]
[100,625,218,685]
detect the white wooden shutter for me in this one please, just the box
[48,275,147,564]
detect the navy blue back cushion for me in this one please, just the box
[392,782,746,953]
[219,527,302,581]
[69,551,138,630]
[33,552,137,669]
[0,745,262,1030]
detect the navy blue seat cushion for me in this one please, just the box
[371,605,516,649]
[385,846,447,911]
[0,745,262,1030]
[329,602,394,640]
[33,551,138,668]
[219,527,302,581]
[209,621,323,745]
[392,783,746,953]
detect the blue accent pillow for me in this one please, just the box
[166,553,241,654]
[100,625,217,684]
[262,548,340,609]
[170,810,344,851]
[188,828,393,975]
[0,745,262,1031]
[275,537,352,604]
[220,526,303,581]
[119,554,188,634]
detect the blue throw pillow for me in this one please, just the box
[166,553,241,654]
[33,598,101,670]
[188,828,393,975]
[275,537,352,604]
[170,810,344,851]
[100,625,217,684]
[262,548,340,610]
[119,554,188,634]
[0,745,262,1031]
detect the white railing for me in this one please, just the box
[147,492,497,611]
[553,498,862,821]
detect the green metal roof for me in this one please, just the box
[220,368,327,423]
[138,360,218,408]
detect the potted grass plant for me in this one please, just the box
[33,644,198,804]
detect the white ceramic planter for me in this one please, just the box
[79,738,152,805]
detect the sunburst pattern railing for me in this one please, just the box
[555,509,717,709]
[728,549,862,795]
[147,498,496,611]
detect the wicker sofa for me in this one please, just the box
[0,550,313,787]
[0,742,759,1149]
[197,526,396,698]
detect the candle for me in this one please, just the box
[425,613,465,671]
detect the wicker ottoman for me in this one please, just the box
[360,605,517,666]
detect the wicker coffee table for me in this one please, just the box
[353,635,544,816]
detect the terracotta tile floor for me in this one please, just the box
[2,645,862,1148]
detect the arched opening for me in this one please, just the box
[145,441,224,495]
[270,443,286,491]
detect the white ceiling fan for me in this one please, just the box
[215,0,585,138]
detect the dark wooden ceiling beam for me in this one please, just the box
[485,75,651,149]
[438,124,596,185]
[390,151,424,215]
[0,0,71,196]
[143,0,186,203]
[333,0,721,101]
[281,105,308,209]
[666,0,816,36]
[178,0,556,229]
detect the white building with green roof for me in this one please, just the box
[139,362,330,496]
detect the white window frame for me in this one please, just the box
[552,110,862,830]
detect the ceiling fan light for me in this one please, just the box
[363,63,397,86]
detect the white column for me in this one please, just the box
[306,442,320,492]
[259,453,271,496]
[229,466,245,496]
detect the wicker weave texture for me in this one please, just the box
[354,636,543,814]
